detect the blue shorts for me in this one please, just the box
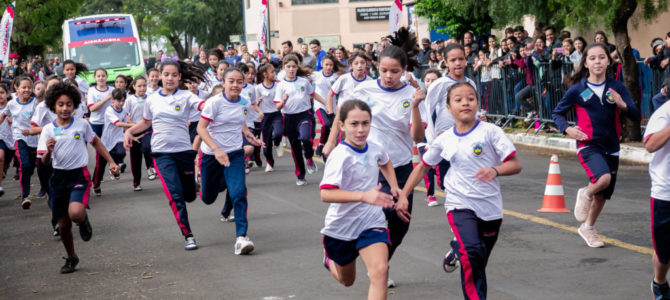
[652,198,670,264]
[0,140,14,159]
[577,146,619,199]
[323,228,390,266]
[49,167,92,220]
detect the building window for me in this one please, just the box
[291,0,338,5]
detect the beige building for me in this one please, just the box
[242,0,429,53]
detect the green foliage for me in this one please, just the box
[414,0,493,39]
[488,0,564,32]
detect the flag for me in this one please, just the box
[389,0,402,34]
[258,0,268,57]
[0,2,14,64]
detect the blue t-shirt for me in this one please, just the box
[315,50,327,71]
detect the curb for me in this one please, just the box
[506,133,652,164]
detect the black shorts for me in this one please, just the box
[652,198,670,264]
[50,167,92,220]
[577,146,619,199]
[323,228,390,266]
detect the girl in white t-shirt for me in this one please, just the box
[146,68,161,96]
[320,99,401,299]
[62,60,90,102]
[96,88,134,196]
[123,60,206,251]
[400,82,521,300]
[256,63,283,171]
[38,82,119,274]
[312,54,344,157]
[125,76,156,191]
[0,83,13,197]
[0,76,39,208]
[29,81,51,199]
[197,67,261,255]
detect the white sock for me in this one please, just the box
[583,189,592,200]
[583,223,594,230]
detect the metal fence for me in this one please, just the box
[459,61,663,134]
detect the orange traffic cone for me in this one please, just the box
[412,145,420,167]
[538,154,570,213]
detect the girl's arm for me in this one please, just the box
[410,88,426,143]
[398,162,434,222]
[322,108,341,158]
[326,90,336,114]
[90,136,119,174]
[644,123,670,153]
[242,123,262,146]
[123,119,151,150]
[312,92,327,107]
[608,85,641,122]
[196,117,230,167]
[276,93,288,110]
[114,121,135,128]
[28,125,43,136]
[0,112,7,124]
[321,183,394,208]
[251,103,264,121]
[474,156,522,182]
[41,138,56,164]
[89,93,112,112]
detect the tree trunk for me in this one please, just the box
[168,33,187,59]
[611,0,641,142]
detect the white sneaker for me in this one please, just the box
[245,167,250,174]
[426,196,439,207]
[234,236,255,255]
[21,198,32,209]
[265,164,274,173]
[296,179,307,186]
[147,168,157,181]
[134,185,143,191]
[387,277,397,288]
[306,160,318,174]
[220,215,235,223]
[282,137,289,148]
[276,146,284,158]
[0,186,4,197]
[184,236,198,251]
[574,187,592,222]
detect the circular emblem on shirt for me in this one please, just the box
[300,86,305,92]
[605,92,616,104]
[402,100,410,108]
[473,143,483,156]
[244,108,248,115]
[375,154,382,166]
[175,105,181,111]
[73,132,81,140]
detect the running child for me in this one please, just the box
[146,68,161,95]
[0,83,13,197]
[320,99,402,300]
[123,60,205,250]
[552,43,640,248]
[245,62,263,168]
[186,78,209,143]
[417,69,441,207]
[0,76,39,208]
[62,60,89,101]
[644,100,670,300]
[400,82,521,300]
[200,49,225,92]
[96,88,133,195]
[312,54,345,157]
[38,82,119,273]
[255,63,283,172]
[125,76,156,191]
[114,74,131,91]
[29,81,49,199]
[87,68,114,192]
[274,54,327,185]
[197,67,262,255]
[236,62,263,171]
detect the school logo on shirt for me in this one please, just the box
[402,99,411,109]
[295,84,305,92]
[174,104,182,111]
[605,91,616,104]
[73,132,81,140]
[243,108,248,115]
[473,143,483,156]
[375,154,382,166]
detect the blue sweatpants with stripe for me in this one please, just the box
[152,151,197,236]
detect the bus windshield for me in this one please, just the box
[69,41,140,69]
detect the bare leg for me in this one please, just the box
[328,257,356,287]
[654,253,670,284]
[359,243,389,300]
[584,174,611,227]
[58,216,76,258]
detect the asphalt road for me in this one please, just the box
[0,145,655,299]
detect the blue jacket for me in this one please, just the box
[552,78,641,153]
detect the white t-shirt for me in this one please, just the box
[143,89,202,153]
[199,69,221,91]
[424,75,478,143]
[200,92,247,154]
[645,101,670,200]
[241,83,258,127]
[74,76,90,101]
[352,80,416,167]
[0,105,14,149]
[255,81,279,114]
[586,81,606,100]
[422,121,516,221]
[3,97,38,147]
[331,72,372,109]
[319,141,390,241]
[274,77,313,114]
[188,90,210,123]
[124,94,148,123]
[101,106,127,151]
[146,85,161,96]
[276,70,286,82]
[30,101,56,128]
[86,86,112,125]
[311,71,339,111]
[37,118,96,170]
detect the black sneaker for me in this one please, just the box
[53,223,60,237]
[652,280,670,300]
[443,249,459,273]
[315,145,324,157]
[60,256,79,274]
[120,163,127,173]
[94,186,101,197]
[78,215,92,242]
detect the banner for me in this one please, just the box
[0,2,14,64]
[258,0,268,57]
[388,0,402,34]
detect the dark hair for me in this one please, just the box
[441,43,465,59]
[446,81,477,105]
[45,82,81,112]
[594,31,608,43]
[534,35,546,44]
[159,60,205,86]
[205,85,224,100]
[282,54,311,78]
[234,62,249,73]
[514,25,524,32]
[62,78,78,88]
[218,61,231,69]
[94,68,108,77]
[46,74,61,83]
[282,40,293,48]
[573,37,588,50]
[321,53,347,76]
[379,27,420,71]
[116,74,132,86]
[463,31,474,39]
[564,43,612,87]
[504,27,514,34]
[309,39,321,47]
[543,26,557,34]
[15,76,34,98]
[256,63,274,82]
[62,60,88,76]
[147,68,160,76]
[339,99,371,122]
[207,48,224,61]
[507,36,518,44]
[111,88,126,100]
[0,83,12,101]
[129,76,147,95]
[423,68,442,80]
[222,67,244,81]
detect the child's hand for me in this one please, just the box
[21,129,30,136]
[412,88,426,108]
[282,94,289,103]
[566,126,588,141]
[46,137,56,152]
[475,167,497,182]
[607,88,627,110]
[214,148,230,167]
[362,183,395,208]
[256,112,264,121]
[257,95,264,104]
[245,131,263,147]
[395,195,412,223]
[109,163,120,175]
[322,141,335,158]
[123,132,134,150]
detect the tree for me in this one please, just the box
[488,0,564,37]
[414,0,493,40]
[3,0,84,56]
